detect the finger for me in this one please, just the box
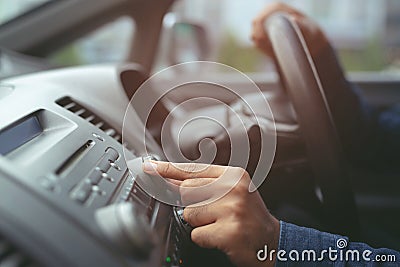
[191,223,221,250]
[181,178,215,188]
[180,178,215,205]
[252,16,268,40]
[145,161,226,180]
[179,169,244,206]
[165,178,183,186]
[251,2,306,43]
[183,205,218,227]
[251,15,273,55]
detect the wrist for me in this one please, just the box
[256,216,280,267]
[269,217,280,266]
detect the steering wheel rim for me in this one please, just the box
[266,14,359,238]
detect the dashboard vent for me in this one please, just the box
[56,97,123,143]
[0,235,41,267]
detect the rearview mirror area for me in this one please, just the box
[165,15,210,66]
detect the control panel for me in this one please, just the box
[0,65,234,267]
[0,66,176,267]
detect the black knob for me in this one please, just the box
[174,207,193,239]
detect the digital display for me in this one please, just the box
[0,116,43,155]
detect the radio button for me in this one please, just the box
[71,179,92,203]
[92,133,104,142]
[97,157,111,172]
[109,161,121,171]
[39,177,59,193]
[105,147,119,161]
[89,169,103,184]
[92,185,106,196]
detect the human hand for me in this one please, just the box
[251,2,329,58]
[143,161,280,267]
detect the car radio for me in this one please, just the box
[0,65,236,267]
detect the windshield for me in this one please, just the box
[156,0,400,73]
[0,0,51,25]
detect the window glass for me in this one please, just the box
[160,0,400,73]
[49,17,134,66]
[0,0,51,25]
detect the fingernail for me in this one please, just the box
[143,161,158,175]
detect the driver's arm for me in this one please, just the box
[144,161,400,267]
[251,2,329,59]
[251,2,375,166]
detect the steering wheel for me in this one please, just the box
[266,14,359,238]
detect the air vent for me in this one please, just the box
[0,235,41,267]
[57,97,123,144]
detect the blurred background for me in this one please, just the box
[1,0,400,73]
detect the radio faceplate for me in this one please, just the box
[0,65,175,267]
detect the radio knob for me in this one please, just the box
[95,202,155,259]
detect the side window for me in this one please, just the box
[160,0,400,73]
[49,17,134,66]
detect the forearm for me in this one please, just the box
[312,42,374,162]
[313,41,400,169]
[274,221,399,266]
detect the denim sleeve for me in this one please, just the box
[275,221,400,266]
[332,82,400,170]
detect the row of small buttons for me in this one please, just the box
[70,179,105,203]
[128,182,155,219]
[71,147,121,204]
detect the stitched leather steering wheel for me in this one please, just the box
[266,14,359,238]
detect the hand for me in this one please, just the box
[251,2,329,58]
[143,161,280,267]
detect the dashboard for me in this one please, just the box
[0,64,188,267]
[0,62,311,267]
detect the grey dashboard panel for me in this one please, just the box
[0,49,54,79]
[0,64,170,267]
[156,71,400,111]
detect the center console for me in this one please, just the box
[0,65,196,267]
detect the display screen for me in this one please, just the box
[0,116,43,155]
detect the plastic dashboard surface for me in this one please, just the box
[0,64,178,267]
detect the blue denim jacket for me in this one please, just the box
[275,221,399,266]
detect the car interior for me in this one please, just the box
[0,0,399,267]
